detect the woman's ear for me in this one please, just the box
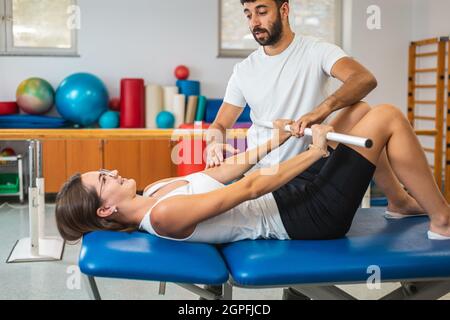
[97,206,118,218]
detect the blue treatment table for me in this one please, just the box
[79,208,450,300]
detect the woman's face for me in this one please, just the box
[81,169,136,206]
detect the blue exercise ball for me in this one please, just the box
[156,111,175,129]
[99,111,120,129]
[55,73,109,127]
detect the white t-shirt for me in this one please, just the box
[224,35,348,170]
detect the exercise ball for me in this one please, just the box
[174,65,190,80]
[109,97,121,111]
[1,147,16,156]
[0,147,16,165]
[156,111,175,129]
[16,78,55,115]
[99,111,120,129]
[55,73,109,127]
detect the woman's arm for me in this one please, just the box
[151,177,255,238]
[202,119,294,184]
[143,136,282,195]
[247,125,332,198]
[151,127,330,239]
[202,140,275,184]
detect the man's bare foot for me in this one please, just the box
[387,194,425,216]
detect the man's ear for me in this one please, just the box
[97,206,117,218]
[280,2,290,19]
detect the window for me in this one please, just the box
[0,0,78,56]
[219,0,342,58]
[0,1,5,52]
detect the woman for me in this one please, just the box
[55,104,450,243]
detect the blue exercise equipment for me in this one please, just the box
[156,111,175,129]
[79,208,450,300]
[176,80,200,97]
[99,111,120,129]
[205,99,251,123]
[0,115,70,129]
[55,73,109,127]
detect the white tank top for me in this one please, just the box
[139,172,290,243]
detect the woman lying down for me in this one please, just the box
[55,104,450,243]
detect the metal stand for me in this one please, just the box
[7,140,65,263]
[83,276,234,301]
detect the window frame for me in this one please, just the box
[0,0,6,52]
[1,0,79,57]
[218,0,343,58]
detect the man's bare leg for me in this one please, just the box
[328,102,424,215]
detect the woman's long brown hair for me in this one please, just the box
[55,173,136,242]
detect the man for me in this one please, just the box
[202,1,427,299]
[206,0,378,170]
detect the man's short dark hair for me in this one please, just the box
[240,0,289,8]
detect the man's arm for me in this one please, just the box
[205,102,245,167]
[206,102,244,143]
[293,57,378,136]
[324,57,378,113]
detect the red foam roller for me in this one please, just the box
[177,122,210,176]
[120,79,145,128]
[0,102,19,115]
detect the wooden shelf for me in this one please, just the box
[0,128,248,141]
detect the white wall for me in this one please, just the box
[412,0,450,40]
[0,0,240,105]
[346,0,450,113]
[0,0,448,116]
[343,0,412,112]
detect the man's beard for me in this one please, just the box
[252,13,283,46]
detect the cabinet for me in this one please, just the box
[43,139,178,194]
[103,140,178,191]
[103,140,141,188]
[42,141,67,193]
[66,140,104,175]
[140,140,178,190]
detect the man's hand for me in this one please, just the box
[206,142,240,168]
[291,104,331,138]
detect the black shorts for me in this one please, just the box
[272,144,376,240]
